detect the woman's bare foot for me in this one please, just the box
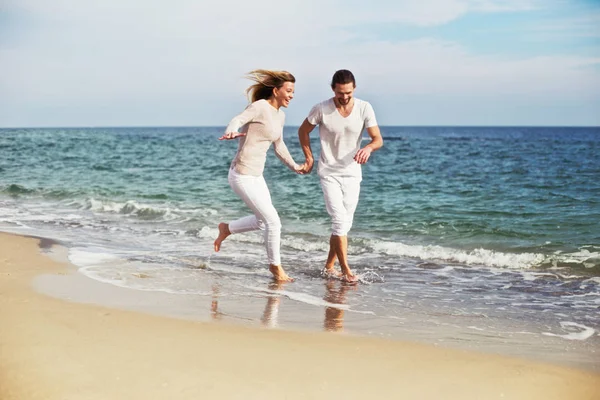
[269,264,294,282]
[213,223,230,252]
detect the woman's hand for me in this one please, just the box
[295,163,311,175]
[218,132,246,140]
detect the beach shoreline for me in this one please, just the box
[1,231,599,399]
[17,225,599,373]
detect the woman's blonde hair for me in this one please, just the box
[245,69,295,103]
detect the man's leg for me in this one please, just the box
[335,177,361,282]
[324,240,337,269]
[330,234,354,279]
[320,176,352,279]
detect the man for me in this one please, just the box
[298,69,383,282]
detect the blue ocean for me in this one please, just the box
[1,126,599,368]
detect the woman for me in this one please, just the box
[213,70,306,282]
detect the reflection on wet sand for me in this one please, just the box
[210,284,223,320]
[210,280,355,332]
[323,280,354,333]
[261,282,283,328]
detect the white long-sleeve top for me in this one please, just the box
[225,99,298,176]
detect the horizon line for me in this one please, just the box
[1,124,599,129]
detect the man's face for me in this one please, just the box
[332,82,355,106]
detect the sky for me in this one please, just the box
[1,0,599,127]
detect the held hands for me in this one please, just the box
[218,132,246,140]
[295,158,314,175]
[295,163,310,175]
[354,147,372,164]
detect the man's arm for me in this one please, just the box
[354,126,383,164]
[298,118,317,173]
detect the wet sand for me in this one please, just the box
[1,232,598,400]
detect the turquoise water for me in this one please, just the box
[2,126,598,267]
[1,126,599,365]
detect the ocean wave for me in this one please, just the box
[197,225,331,253]
[1,184,35,196]
[542,321,596,341]
[541,248,600,270]
[358,238,599,271]
[198,224,598,271]
[366,239,545,269]
[81,198,172,220]
[70,198,217,221]
[0,184,86,199]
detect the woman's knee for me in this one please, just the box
[264,215,282,231]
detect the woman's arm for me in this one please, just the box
[273,134,300,172]
[219,102,259,140]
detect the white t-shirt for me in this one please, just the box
[307,98,378,179]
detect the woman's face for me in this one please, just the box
[273,81,295,108]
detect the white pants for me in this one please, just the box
[228,168,282,266]
[320,175,361,236]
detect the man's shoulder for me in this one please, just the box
[353,98,372,109]
[312,98,335,110]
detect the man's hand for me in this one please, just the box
[295,160,313,174]
[218,132,246,140]
[302,158,314,174]
[354,147,372,164]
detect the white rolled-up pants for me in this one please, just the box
[320,175,361,236]
[227,168,282,266]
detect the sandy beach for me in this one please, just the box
[0,232,598,400]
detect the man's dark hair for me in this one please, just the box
[330,69,356,89]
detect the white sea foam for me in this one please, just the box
[78,198,214,221]
[198,225,266,246]
[68,247,121,267]
[357,270,385,284]
[547,249,600,268]
[467,326,485,331]
[542,321,596,341]
[369,239,545,269]
[281,236,329,252]
[246,286,350,310]
[198,225,330,253]
[518,271,567,281]
[207,263,271,276]
[78,265,212,295]
[197,226,218,239]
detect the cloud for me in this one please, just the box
[1,0,598,126]
[469,0,538,13]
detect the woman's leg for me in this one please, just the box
[217,169,292,281]
[214,170,263,251]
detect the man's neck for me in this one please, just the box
[334,98,354,110]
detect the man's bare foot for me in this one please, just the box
[213,223,230,252]
[322,268,343,279]
[269,264,294,282]
[342,273,359,283]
